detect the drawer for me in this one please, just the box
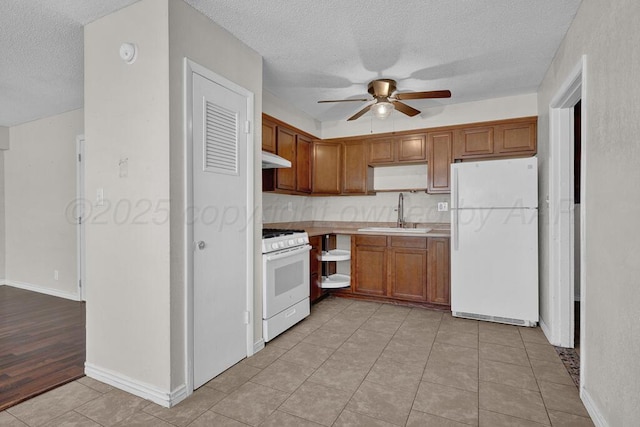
[355,235,388,246]
[389,236,427,249]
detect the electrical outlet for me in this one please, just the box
[437,202,449,212]
[287,201,293,212]
[96,188,104,206]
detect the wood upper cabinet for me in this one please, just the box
[387,237,428,301]
[351,235,387,296]
[453,117,537,160]
[369,134,426,165]
[275,126,296,191]
[453,126,494,159]
[312,141,342,194]
[397,134,427,162]
[428,131,453,194]
[427,237,450,305]
[368,137,395,164]
[495,121,536,155]
[295,135,312,193]
[343,140,373,195]
[262,117,277,153]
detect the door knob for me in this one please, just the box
[197,241,206,250]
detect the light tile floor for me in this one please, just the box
[1,297,594,426]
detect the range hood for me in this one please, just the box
[262,151,291,169]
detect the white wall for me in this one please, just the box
[0,150,5,279]
[321,93,538,139]
[3,109,83,298]
[168,0,263,392]
[84,0,172,395]
[263,90,321,137]
[0,126,9,149]
[537,0,640,424]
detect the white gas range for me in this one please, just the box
[261,229,311,341]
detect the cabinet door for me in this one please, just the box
[397,134,427,162]
[312,142,342,194]
[276,127,296,191]
[428,131,453,194]
[262,117,277,153]
[343,141,373,194]
[352,235,387,296]
[453,127,494,159]
[296,135,312,193]
[388,237,428,301]
[427,237,450,305]
[368,137,395,164]
[309,236,323,302]
[495,121,537,155]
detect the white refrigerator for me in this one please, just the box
[450,157,538,326]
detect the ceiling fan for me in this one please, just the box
[318,79,451,121]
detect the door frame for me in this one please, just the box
[183,58,255,394]
[76,135,86,301]
[547,55,587,360]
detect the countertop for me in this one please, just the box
[264,222,450,238]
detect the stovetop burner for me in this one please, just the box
[262,228,305,239]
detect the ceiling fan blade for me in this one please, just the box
[347,105,373,121]
[392,101,421,117]
[394,90,452,100]
[317,98,369,103]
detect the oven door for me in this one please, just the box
[262,245,311,319]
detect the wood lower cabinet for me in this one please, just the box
[388,237,428,301]
[351,235,387,296]
[350,235,450,307]
[312,141,342,194]
[309,235,323,303]
[427,237,450,305]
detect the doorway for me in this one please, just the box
[548,55,586,360]
[185,60,255,391]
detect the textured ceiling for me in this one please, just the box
[0,0,582,127]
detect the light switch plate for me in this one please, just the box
[437,202,448,212]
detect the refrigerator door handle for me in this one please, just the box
[452,168,459,250]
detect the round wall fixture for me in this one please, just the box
[119,43,138,64]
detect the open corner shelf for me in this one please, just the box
[320,273,351,289]
[319,249,351,262]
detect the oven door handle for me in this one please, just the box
[265,245,311,261]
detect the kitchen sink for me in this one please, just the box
[357,227,432,233]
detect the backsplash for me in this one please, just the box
[262,192,450,224]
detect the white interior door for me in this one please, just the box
[192,71,249,389]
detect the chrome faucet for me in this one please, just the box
[396,193,405,228]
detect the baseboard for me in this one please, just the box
[253,338,265,354]
[85,363,187,408]
[4,279,80,301]
[539,315,555,345]
[581,387,608,427]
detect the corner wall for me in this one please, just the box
[84,0,172,397]
[537,0,640,424]
[4,109,83,298]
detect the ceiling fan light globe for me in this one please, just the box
[372,101,394,119]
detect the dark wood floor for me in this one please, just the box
[0,286,85,411]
